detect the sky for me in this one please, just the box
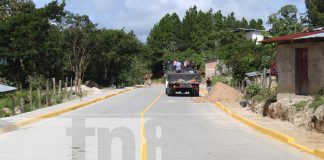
[34,0,306,43]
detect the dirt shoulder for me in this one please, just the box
[194,82,324,149]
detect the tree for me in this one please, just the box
[219,38,275,80]
[179,7,215,52]
[249,19,265,30]
[305,0,324,27]
[213,10,224,31]
[190,9,214,52]
[147,13,181,53]
[256,19,265,30]
[86,29,148,86]
[181,6,199,50]
[223,12,239,30]
[0,0,65,86]
[0,0,35,21]
[267,5,303,36]
[240,18,249,28]
[1,0,149,89]
[147,13,182,77]
[63,13,98,94]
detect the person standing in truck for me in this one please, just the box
[175,61,182,73]
[184,59,190,68]
[206,77,212,93]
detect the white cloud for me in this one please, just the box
[34,0,306,43]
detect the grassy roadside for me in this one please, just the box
[0,90,65,118]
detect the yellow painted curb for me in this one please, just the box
[314,149,324,159]
[0,88,134,135]
[214,101,324,160]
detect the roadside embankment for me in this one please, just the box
[194,82,324,159]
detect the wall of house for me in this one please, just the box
[205,60,218,78]
[245,31,264,44]
[277,42,324,95]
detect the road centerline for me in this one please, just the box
[140,92,163,160]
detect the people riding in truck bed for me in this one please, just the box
[174,60,182,73]
[166,60,198,73]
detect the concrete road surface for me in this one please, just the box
[0,86,319,160]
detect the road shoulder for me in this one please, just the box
[0,87,135,134]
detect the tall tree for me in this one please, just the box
[87,29,147,86]
[0,0,65,86]
[249,19,265,30]
[190,9,214,52]
[240,18,249,28]
[181,6,199,50]
[256,19,265,30]
[213,10,224,31]
[147,13,182,77]
[267,5,303,36]
[63,13,98,91]
[0,0,35,21]
[305,0,324,27]
[223,12,238,30]
[147,13,181,53]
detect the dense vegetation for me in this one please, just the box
[0,0,322,87]
[147,6,273,79]
[147,2,322,79]
[0,0,323,117]
[305,0,324,28]
[0,0,148,88]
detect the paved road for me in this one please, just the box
[0,86,319,160]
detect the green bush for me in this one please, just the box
[245,83,262,100]
[0,97,11,108]
[254,89,277,103]
[211,75,229,86]
[309,96,324,109]
[309,88,324,109]
[294,101,308,111]
[0,95,13,117]
[246,82,276,102]
[315,88,324,96]
[0,109,5,117]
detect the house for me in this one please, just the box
[204,58,218,78]
[262,30,324,96]
[234,28,266,45]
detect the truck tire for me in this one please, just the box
[191,90,199,97]
[195,91,200,97]
[166,88,172,96]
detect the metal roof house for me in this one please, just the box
[262,30,324,44]
[234,28,266,45]
[262,30,324,95]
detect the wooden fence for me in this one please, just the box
[7,77,82,116]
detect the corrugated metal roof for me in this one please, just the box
[295,32,324,39]
[0,84,17,93]
[234,28,266,33]
[245,71,261,77]
[262,30,324,44]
